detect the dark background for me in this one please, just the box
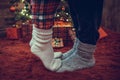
[0,0,120,37]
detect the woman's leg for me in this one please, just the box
[30,0,62,71]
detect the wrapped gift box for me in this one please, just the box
[6,27,22,39]
[52,38,64,48]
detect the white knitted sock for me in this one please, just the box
[30,29,62,59]
[30,38,62,59]
[57,40,96,72]
[30,26,62,71]
[30,39,62,59]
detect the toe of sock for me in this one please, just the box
[54,52,62,59]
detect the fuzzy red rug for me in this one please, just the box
[0,29,120,80]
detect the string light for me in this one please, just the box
[22,0,24,2]
[29,15,32,19]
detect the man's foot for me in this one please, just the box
[56,40,96,72]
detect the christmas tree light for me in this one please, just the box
[9,0,31,22]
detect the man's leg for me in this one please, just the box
[57,0,104,72]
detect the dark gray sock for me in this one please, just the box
[57,40,96,72]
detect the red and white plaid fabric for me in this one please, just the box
[30,0,60,29]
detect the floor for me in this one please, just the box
[0,29,120,80]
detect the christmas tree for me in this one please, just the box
[9,0,72,27]
[54,0,73,27]
[9,0,31,25]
